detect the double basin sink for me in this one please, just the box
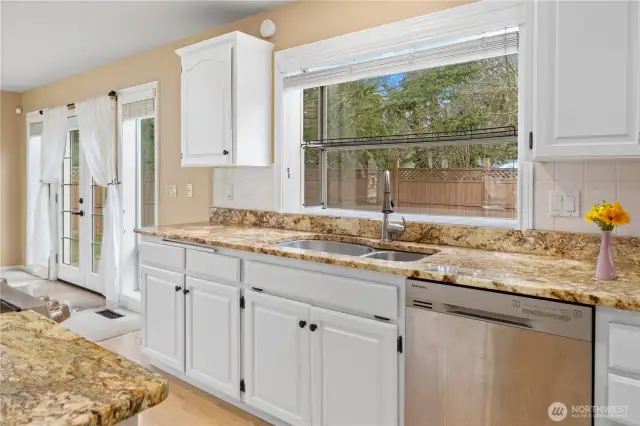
[277,240,431,262]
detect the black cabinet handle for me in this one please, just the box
[299,320,307,328]
[79,197,84,204]
[71,210,84,217]
[309,324,317,332]
[175,286,182,292]
[223,150,229,155]
[183,289,190,295]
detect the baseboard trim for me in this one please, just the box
[0,265,28,274]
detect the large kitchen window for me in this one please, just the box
[278,14,528,227]
[300,31,519,220]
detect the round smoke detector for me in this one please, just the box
[260,19,276,39]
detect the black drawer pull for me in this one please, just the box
[299,321,307,328]
[309,324,317,332]
[183,289,190,295]
[175,286,182,292]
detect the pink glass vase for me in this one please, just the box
[596,231,617,280]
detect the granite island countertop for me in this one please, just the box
[136,222,640,312]
[0,310,168,426]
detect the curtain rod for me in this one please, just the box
[39,90,117,115]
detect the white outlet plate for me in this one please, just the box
[225,184,234,201]
[549,189,580,217]
[187,184,193,198]
[166,185,177,197]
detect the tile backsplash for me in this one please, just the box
[212,159,640,237]
[534,160,640,236]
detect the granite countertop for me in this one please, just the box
[0,311,168,426]
[136,222,640,312]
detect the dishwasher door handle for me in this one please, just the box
[444,305,534,329]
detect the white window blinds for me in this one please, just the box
[122,98,154,120]
[29,122,43,137]
[284,27,519,90]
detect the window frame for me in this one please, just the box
[274,0,533,229]
[117,81,158,310]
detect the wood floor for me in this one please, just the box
[100,332,271,426]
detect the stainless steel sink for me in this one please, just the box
[361,251,428,262]
[278,240,377,256]
[277,240,432,262]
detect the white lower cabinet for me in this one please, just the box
[595,307,640,426]
[185,276,241,399]
[141,265,185,371]
[243,291,312,426]
[242,290,398,426]
[141,243,400,426]
[311,307,398,426]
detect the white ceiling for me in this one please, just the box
[1,1,287,92]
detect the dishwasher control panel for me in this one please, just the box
[407,279,593,342]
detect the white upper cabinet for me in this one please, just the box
[533,1,640,160]
[176,32,274,167]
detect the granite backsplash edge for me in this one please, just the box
[209,207,640,265]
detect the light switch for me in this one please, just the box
[549,189,580,217]
[564,195,575,212]
[187,184,193,198]
[550,190,563,216]
[225,184,234,201]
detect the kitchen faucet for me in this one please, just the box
[381,170,406,242]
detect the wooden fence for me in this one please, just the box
[305,168,517,218]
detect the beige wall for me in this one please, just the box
[0,91,26,266]
[20,1,473,224]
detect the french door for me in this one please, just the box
[57,126,105,294]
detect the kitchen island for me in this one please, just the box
[0,310,167,426]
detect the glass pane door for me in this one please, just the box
[58,129,84,285]
[57,126,105,294]
[92,182,106,273]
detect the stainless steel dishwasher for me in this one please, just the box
[406,279,593,426]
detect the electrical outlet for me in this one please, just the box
[165,184,177,197]
[225,184,234,201]
[187,184,193,198]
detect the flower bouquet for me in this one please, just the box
[586,201,631,280]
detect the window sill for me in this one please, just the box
[299,207,518,229]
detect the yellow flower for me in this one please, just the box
[585,201,631,230]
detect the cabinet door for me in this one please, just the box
[140,265,185,371]
[310,307,398,426]
[533,1,640,159]
[181,42,233,166]
[185,277,240,399]
[243,291,311,426]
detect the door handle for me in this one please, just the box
[71,210,84,217]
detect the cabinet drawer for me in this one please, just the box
[140,242,185,271]
[245,261,398,319]
[609,323,640,374]
[608,374,640,425]
[186,249,240,283]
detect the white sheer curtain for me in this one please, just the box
[29,106,68,279]
[76,96,121,308]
